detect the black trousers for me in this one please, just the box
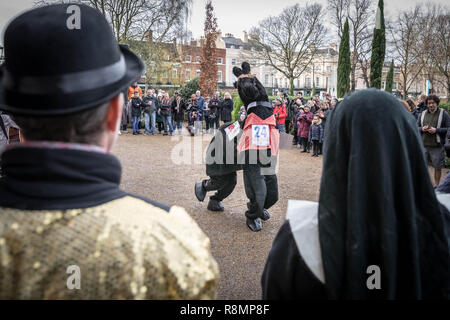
[312,140,319,155]
[203,172,237,201]
[206,117,219,130]
[243,164,278,220]
[293,128,298,144]
[301,137,309,152]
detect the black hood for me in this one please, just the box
[318,89,450,299]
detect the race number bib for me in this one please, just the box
[225,121,241,140]
[252,124,269,146]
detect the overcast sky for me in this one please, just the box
[1,0,449,44]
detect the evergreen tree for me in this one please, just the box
[199,1,218,97]
[385,60,394,93]
[369,0,386,89]
[337,18,350,98]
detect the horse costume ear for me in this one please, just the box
[241,62,251,74]
[233,66,243,78]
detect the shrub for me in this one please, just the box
[180,78,200,102]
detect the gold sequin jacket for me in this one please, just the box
[0,145,219,299]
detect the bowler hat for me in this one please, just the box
[0,4,144,116]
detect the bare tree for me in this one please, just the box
[421,5,450,97]
[328,0,374,90]
[34,0,192,84]
[388,5,425,96]
[34,0,192,43]
[249,3,327,95]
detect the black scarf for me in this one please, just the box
[0,146,125,210]
[318,89,450,299]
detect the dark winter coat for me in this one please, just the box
[208,98,221,120]
[171,98,186,122]
[131,97,142,117]
[220,98,233,122]
[142,95,157,114]
[308,123,323,143]
[159,98,172,117]
[297,111,313,138]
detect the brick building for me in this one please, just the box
[177,32,227,88]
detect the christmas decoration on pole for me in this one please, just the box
[199,0,218,97]
[369,0,386,89]
[337,18,350,98]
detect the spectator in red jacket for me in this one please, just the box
[297,105,313,153]
[274,98,287,133]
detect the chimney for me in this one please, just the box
[200,36,205,47]
[225,33,233,37]
[145,30,153,42]
[243,31,248,43]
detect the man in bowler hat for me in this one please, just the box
[0,4,218,299]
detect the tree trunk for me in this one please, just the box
[289,77,294,95]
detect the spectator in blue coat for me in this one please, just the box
[308,115,323,157]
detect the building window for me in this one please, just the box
[173,69,177,78]
[231,45,235,49]
[296,79,300,88]
[163,71,168,78]
[284,78,287,88]
[232,58,236,65]
[327,66,332,73]
[264,74,269,87]
[196,56,200,63]
[196,70,201,78]
[185,55,191,63]
[305,77,311,88]
[326,76,329,88]
[218,70,223,83]
[218,57,223,64]
[186,69,191,81]
[306,67,311,73]
[265,60,269,66]
[316,77,320,87]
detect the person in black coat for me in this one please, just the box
[220,92,234,124]
[131,91,142,135]
[171,93,186,135]
[208,93,221,133]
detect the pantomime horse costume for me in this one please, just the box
[195,62,279,231]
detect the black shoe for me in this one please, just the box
[163,133,168,136]
[301,150,307,153]
[132,132,137,135]
[194,182,207,202]
[261,209,270,221]
[311,153,315,157]
[246,217,263,232]
[207,199,224,211]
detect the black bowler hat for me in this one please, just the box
[0,4,144,116]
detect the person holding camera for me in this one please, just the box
[274,97,287,133]
[160,93,173,136]
[297,105,313,152]
[208,92,221,134]
[131,91,142,135]
[171,92,186,135]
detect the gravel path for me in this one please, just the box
[112,129,323,300]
